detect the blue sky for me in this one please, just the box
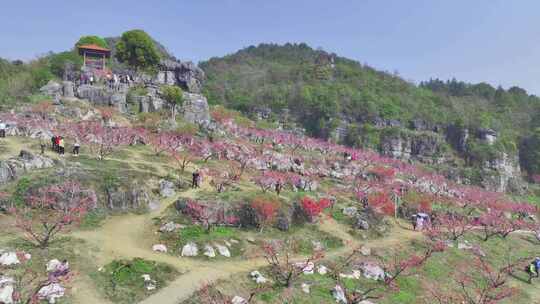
[1,0,539,94]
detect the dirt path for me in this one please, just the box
[1,137,425,303]
[70,190,423,304]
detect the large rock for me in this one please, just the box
[360,263,386,281]
[332,285,347,304]
[249,271,267,284]
[203,245,216,258]
[62,81,75,98]
[40,81,62,100]
[0,276,15,304]
[106,183,157,211]
[0,150,54,185]
[159,179,175,197]
[156,59,205,93]
[76,85,127,112]
[37,283,65,304]
[181,242,199,257]
[215,243,231,257]
[181,93,211,125]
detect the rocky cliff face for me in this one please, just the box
[379,129,446,165]
[150,59,205,94]
[40,58,210,125]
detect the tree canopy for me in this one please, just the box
[75,35,109,48]
[115,30,161,70]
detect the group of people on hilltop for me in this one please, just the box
[50,135,80,157]
[80,72,134,90]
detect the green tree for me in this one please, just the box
[115,30,160,70]
[161,85,184,120]
[75,35,109,48]
[49,51,83,78]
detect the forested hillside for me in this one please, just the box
[200,43,540,181]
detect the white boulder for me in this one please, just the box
[159,222,183,233]
[0,276,15,304]
[360,263,386,281]
[301,282,311,294]
[0,284,14,304]
[37,283,65,304]
[250,271,268,284]
[203,245,216,258]
[231,296,248,304]
[215,244,231,257]
[181,242,199,257]
[0,252,19,266]
[46,259,62,272]
[332,285,348,304]
[152,244,168,253]
[317,265,329,275]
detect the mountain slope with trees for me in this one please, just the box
[199,43,540,185]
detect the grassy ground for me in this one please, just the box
[1,132,540,304]
[90,258,180,304]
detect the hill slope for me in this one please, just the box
[199,43,540,187]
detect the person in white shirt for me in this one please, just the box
[0,121,6,138]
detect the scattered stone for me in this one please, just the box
[358,301,376,304]
[360,263,386,281]
[0,276,15,304]
[0,284,14,304]
[215,244,231,257]
[354,217,370,230]
[342,207,358,217]
[159,222,183,233]
[317,265,328,275]
[159,179,175,197]
[46,259,62,272]
[229,239,240,244]
[224,240,232,247]
[250,271,267,284]
[181,242,199,257]
[231,295,248,304]
[301,282,311,294]
[332,285,347,304]
[360,246,371,256]
[246,237,256,244]
[339,270,362,280]
[203,245,216,258]
[142,274,157,291]
[0,251,19,266]
[37,283,65,304]
[457,241,473,250]
[295,261,315,275]
[152,244,168,253]
[312,241,324,252]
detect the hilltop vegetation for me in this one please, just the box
[200,43,540,178]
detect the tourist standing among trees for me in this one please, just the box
[58,137,65,156]
[0,120,6,138]
[72,139,80,156]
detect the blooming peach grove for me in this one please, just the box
[4,110,538,241]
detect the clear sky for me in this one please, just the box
[1,0,539,94]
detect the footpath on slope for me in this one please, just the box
[71,185,422,304]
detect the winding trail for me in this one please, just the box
[70,186,422,304]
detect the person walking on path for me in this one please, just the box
[40,139,46,154]
[72,140,80,156]
[192,170,200,188]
